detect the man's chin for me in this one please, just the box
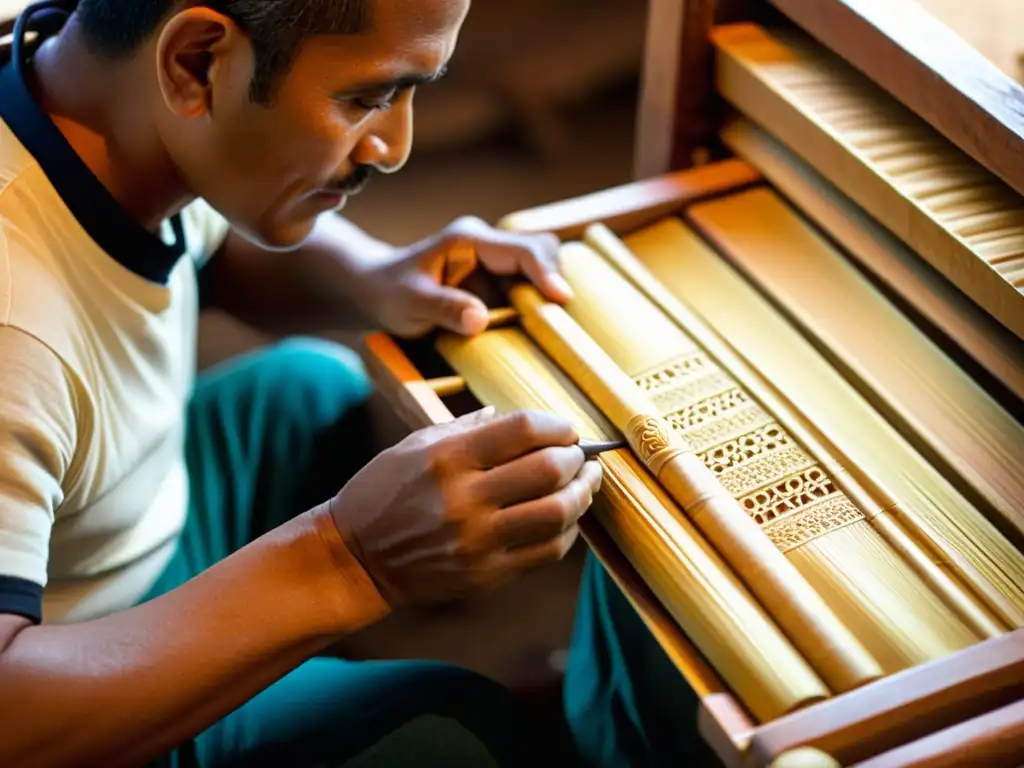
[233,215,321,252]
[311,190,349,212]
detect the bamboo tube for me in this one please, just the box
[584,222,1009,639]
[529,240,981,673]
[435,327,830,721]
[618,216,1024,627]
[505,285,884,692]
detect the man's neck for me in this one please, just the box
[28,15,194,231]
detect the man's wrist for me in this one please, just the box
[279,214,394,331]
[288,503,391,636]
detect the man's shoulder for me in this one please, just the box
[0,129,90,365]
[0,114,37,193]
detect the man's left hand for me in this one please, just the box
[364,216,573,338]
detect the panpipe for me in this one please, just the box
[364,3,1024,766]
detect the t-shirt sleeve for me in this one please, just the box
[0,327,77,623]
[179,197,232,269]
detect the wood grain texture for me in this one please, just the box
[745,629,1024,766]
[687,187,1024,549]
[589,219,1019,634]
[766,0,1024,198]
[497,159,759,240]
[851,697,1024,768]
[719,116,1024,413]
[435,326,829,722]
[618,216,1024,627]
[712,23,1024,343]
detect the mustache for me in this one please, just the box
[324,165,375,196]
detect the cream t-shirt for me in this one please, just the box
[0,34,230,623]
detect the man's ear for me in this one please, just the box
[154,7,251,118]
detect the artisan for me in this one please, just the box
[0,0,713,766]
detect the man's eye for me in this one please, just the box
[355,90,398,111]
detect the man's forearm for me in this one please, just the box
[202,215,397,334]
[0,506,388,768]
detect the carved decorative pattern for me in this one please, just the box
[626,414,685,475]
[669,387,749,428]
[763,497,865,553]
[648,372,735,411]
[713,447,817,497]
[634,355,861,551]
[738,466,837,525]
[634,353,709,394]
[673,404,774,453]
[637,416,672,458]
[701,423,790,473]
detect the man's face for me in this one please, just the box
[157,0,469,249]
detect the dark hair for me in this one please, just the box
[76,0,371,102]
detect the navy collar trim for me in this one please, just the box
[0,4,186,285]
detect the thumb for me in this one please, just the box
[410,276,490,336]
[409,405,496,448]
[422,404,497,442]
[458,405,497,424]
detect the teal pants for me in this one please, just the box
[564,555,723,767]
[141,339,537,768]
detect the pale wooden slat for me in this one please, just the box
[746,630,1024,766]
[497,159,759,240]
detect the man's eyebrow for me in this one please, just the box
[346,66,449,94]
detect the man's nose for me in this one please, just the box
[350,101,413,174]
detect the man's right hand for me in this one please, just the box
[328,407,602,607]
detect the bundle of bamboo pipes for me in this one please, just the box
[616,213,1024,628]
[436,329,828,721]
[430,218,1021,722]
[540,233,1000,666]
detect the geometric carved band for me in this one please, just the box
[762,496,865,553]
[634,352,868,555]
[634,351,709,395]
[711,445,818,497]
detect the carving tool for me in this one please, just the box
[578,438,627,458]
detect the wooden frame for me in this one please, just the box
[362,161,1024,766]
